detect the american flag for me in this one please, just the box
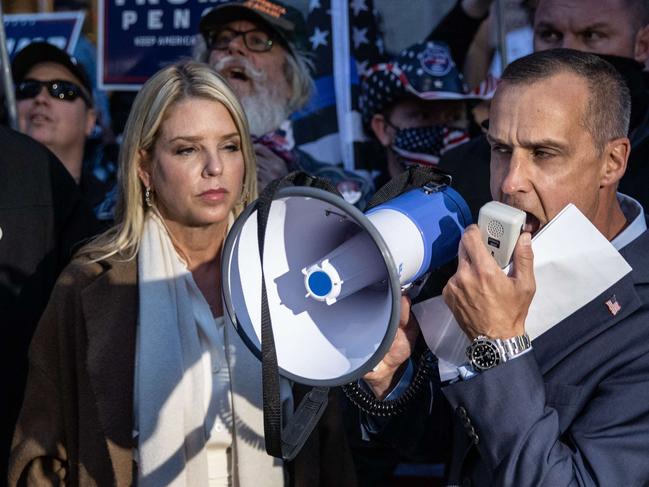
[292,0,386,173]
[604,295,622,316]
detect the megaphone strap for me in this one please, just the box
[256,172,339,461]
[367,165,452,210]
[342,350,436,417]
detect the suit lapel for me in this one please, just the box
[82,258,138,478]
[534,230,649,375]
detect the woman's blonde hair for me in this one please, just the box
[80,60,258,262]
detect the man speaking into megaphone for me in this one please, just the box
[360,48,649,486]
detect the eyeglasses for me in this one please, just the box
[15,79,91,106]
[206,27,275,53]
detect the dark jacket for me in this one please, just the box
[374,230,649,486]
[443,229,649,485]
[0,126,98,480]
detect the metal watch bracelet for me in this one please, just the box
[493,333,532,362]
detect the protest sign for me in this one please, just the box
[4,11,85,58]
[98,0,219,90]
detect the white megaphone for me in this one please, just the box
[222,182,471,386]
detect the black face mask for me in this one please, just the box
[594,53,648,134]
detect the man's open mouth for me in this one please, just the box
[227,67,249,82]
[523,211,541,235]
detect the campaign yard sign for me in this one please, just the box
[4,11,85,58]
[99,0,221,90]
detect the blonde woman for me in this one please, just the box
[8,61,356,487]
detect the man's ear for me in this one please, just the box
[370,114,394,147]
[600,137,630,188]
[137,149,153,189]
[634,24,649,64]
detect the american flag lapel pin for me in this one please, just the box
[605,295,622,316]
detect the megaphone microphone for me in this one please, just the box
[222,182,471,387]
[478,201,526,268]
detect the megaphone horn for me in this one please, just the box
[222,183,471,387]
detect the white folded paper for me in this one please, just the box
[413,204,632,381]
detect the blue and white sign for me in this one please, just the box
[98,0,220,90]
[4,11,85,58]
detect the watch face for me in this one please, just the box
[467,339,501,371]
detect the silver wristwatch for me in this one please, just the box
[466,333,531,372]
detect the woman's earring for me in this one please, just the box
[145,187,153,207]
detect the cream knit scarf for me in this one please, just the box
[136,211,289,486]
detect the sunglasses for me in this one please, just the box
[16,79,91,106]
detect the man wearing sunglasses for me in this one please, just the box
[11,42,117,220]
[195,0,373,206]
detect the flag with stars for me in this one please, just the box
[605,295,622,316]
[392,125,471,167]
[292,0,386,174]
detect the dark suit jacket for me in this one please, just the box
[441,229,649,486]
[8,256,357,487]
[0,126,98,480]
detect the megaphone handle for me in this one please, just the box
[366,165,451,210]
[256,172,339,460]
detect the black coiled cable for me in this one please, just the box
[342,350,436,417]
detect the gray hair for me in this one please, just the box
[193,34,314,113]
[500,48,631,153]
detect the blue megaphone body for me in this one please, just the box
[302,184,471,305]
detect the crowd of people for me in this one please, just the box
[2,0,649,485]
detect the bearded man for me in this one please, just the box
[196,0,372,205]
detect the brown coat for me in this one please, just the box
[8,256,357,486]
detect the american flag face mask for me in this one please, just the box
[390,124,470,167]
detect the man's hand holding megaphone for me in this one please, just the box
[362,295,420,400]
